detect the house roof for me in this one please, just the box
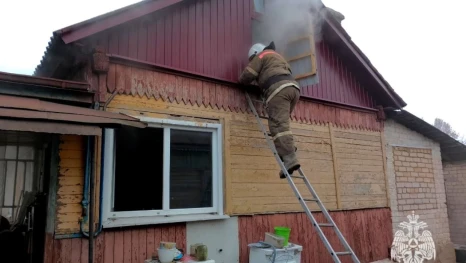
[0,70,94,105]
[0,71,146,135]
[34,0,406,109]
[387,110,466,162]
[0,93,145,129]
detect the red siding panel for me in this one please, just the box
[238,208,392,263]
[47,224,186,263]
[172,9,181,69]
[308,41,375,108]
[86,0,376,109]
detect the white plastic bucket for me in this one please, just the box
[158,248,176,263]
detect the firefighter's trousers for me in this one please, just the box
[265,86,300,159]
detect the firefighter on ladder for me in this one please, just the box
[239,41,301,178]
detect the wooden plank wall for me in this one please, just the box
[238,208,392,263]
[334,129,387,209]
[48,224,185,263]
[230,118,338,213]
[52,64,387,235]
[57,135,85,234]
[107,93,388,216]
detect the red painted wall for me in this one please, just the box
[45,224,186,263]
[86,0,377,109]
[46,209,391,263]
[239,208,392,263]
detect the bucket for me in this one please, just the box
[158,248,176,263]
[274,227,291,246]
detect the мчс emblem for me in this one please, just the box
[391,211,436,263]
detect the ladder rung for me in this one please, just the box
[335,251,352,256]
[302,198,318,202]
[318,223,334,227]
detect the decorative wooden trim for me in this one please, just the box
[380,131,390,207]
[329,124,342,209]
[107,56,380,113]
[105,63,383,132]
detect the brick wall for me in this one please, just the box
[384,119,451,248]
[393,147,438,211]
[443,161,466,245]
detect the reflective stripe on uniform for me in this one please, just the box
[258,50,286,60]
[265,82,300,105]
[258,51,276,59]
[245,66,258,76]
[273,130,293,141]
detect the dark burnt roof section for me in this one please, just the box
[33,33,62,77]
[388,110,466,162]
[33,32,88,79]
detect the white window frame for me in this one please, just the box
[102,117,226,228]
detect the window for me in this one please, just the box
[102,118,224,227]
[251,7,319,87]
[284,35,319,87]
[0,144,36,223]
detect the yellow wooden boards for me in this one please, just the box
[53,94,389,234]
[108,95,387,214]
[56,135,84,234]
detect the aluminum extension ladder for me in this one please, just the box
[245,93,361,263]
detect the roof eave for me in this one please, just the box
[388,110,466,162]
[57,0,183,44]
[320,7,407,109]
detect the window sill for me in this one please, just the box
[102,213,230,228]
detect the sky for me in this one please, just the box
[0,0,464,135]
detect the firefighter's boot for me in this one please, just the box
[279,152,301,179]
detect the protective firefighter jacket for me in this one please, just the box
[239,49,300,104]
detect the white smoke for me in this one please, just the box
[253,0,324,50]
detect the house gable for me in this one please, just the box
[35,0,405,110]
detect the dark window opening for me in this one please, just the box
[114,127,164,212]
[113,127,214,212]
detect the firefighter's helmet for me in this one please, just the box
[248,43,266,59]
